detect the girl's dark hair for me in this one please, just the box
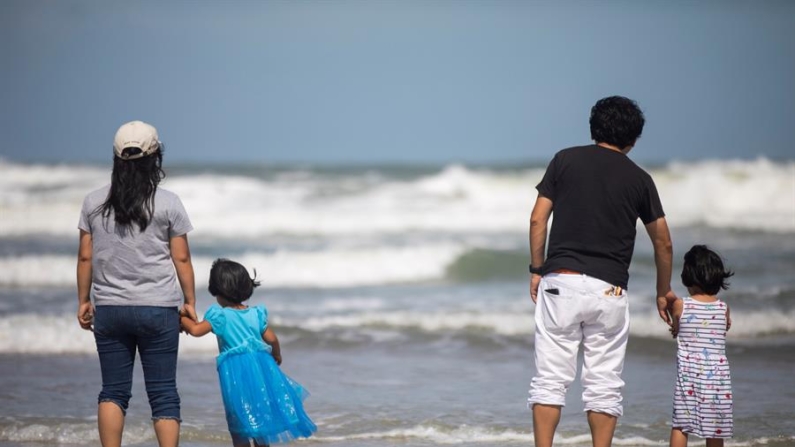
[589,96,645,149]
[208,258,261,304]
[96,147,165,232]
[680,245,734,296]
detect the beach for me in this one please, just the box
[1,159,794,446]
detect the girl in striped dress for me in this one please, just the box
[669,245,734,447]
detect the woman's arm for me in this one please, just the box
[170,234,197,322]
[180,316,213,337]
[76,230,94,331]
[263,327,282,365]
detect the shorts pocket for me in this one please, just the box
[596,293,628,335]
[539,281,579,333]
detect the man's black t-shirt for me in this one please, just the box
[536,145,665,289]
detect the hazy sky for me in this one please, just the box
[1,0,793,165]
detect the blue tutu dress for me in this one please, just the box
[204,304,316,444]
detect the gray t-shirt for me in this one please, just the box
[78,185,193,307]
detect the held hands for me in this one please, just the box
[77,301,95,331]
[180,303,198,323]
[179,304,198,334]
[656,290,678,326]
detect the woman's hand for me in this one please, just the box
[180,303,198,323]
[77,301,95,331]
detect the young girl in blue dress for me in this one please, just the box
[669,245,734,447]
[181,259,316,446]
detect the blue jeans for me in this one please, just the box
[93,306,181,421]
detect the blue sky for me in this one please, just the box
[1,0,793,165]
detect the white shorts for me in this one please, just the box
[528,273,630,417]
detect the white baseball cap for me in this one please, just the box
[113,121,161,159]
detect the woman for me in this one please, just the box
[76,120,197,447]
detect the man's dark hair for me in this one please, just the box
[589,96,645,149]
[681,245,734,296]
[208,258,261,304]
[96,147,165,233]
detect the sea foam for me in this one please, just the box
[3,307,793,354]
[1,158,793,238]
[0,243,466,288]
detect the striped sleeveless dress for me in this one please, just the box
[672,297,733,438]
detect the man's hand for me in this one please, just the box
[530,273,542,303]
[77,301,94,331]
[656,290,678,326]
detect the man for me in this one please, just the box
[528,96,676,447]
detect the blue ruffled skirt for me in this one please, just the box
[217,346,316,444]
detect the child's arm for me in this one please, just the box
[181,315,213,337]
[263,327,282,365]
[726,303,732,331]
[670,298,684,338]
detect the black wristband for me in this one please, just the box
[529,264,543,275]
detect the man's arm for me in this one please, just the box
[644,216,677,325]
[170,234,197,322]
[529,194,553,303]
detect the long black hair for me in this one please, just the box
[96,146,165,232]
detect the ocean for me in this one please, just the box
[0,158,794,446]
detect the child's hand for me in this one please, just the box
[179,315,196,335]
[669,316,680,338]
[272,353,282,365]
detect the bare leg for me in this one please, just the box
[153,418,180,447]
[532,404,562,447]
[587,411,617,447]
[669,428,688,447]
[98,402,125,447]
[705,438,724,447]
